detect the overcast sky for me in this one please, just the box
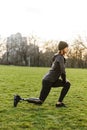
[0,0,87,43]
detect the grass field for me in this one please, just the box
[0,65,87,130]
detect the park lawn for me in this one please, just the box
[0,65,87,130]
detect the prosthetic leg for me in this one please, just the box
[14,95,42,107]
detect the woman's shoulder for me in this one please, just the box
[52,53,64,62]
[56,54,64,62]
[52,53,58,62]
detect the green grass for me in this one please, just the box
[0,65,87,130]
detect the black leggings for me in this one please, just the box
[39,79,71,102]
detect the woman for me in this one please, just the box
[14,41,71,108]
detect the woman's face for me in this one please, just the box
[63,47,68,54]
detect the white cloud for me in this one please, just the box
[0,0,87,43]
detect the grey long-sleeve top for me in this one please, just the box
[43,53,66,82]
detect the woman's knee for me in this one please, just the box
[65,81,71,89]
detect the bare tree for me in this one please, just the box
[67,36,87,68]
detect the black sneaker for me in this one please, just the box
[56,103,66,108]
[27,98,42,105]
[14,95,22,107]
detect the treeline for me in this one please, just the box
[0,33,87,68]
